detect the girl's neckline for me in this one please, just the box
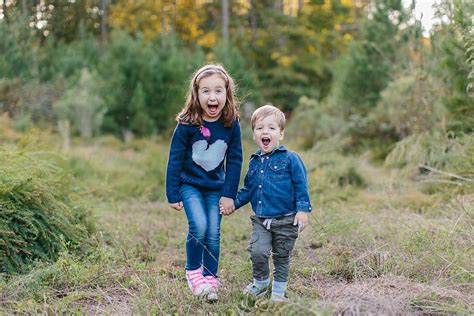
[203,116,222,124]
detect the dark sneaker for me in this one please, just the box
[243,283,268,297]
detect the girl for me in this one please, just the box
[165,64,243,302]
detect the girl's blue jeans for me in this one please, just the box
[180,184,222,277]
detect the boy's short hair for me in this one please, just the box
[251,105,286,130]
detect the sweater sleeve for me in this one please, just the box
[166,124,188,203]
[220,121,243,199]
[290,152,312,212]
[234,166,252,209]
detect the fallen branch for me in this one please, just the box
[419,164,473,183]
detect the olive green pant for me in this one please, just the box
[247,214,298,283]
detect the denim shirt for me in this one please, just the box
[235,146,312,218]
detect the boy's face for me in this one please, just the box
[253,115,284,154]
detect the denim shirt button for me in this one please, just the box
[258,185,262,188]
[258,201,261,204]
[260,170,263,173]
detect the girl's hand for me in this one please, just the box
[170,202,183,211]
[219,197,235,215]
[293,211,309,233]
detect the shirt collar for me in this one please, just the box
[251,145,287,158]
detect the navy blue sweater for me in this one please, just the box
[166,119,243,203]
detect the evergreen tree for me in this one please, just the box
[333,0,410,117]
[0,14,38,79]
[430,0,474,133]
[130,82,155,136]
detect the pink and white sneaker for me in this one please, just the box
[204,275,219,289]
[186,267,211,296]
[204,275,219,302]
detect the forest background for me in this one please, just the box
[0,0,473,314]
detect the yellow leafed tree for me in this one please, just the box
[109,0,205,44]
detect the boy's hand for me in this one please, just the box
[219,197,235,215]
[293,211,309,233]
[169,202,183,211]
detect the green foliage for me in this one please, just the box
[0,77,65,126]
[332,0,411,116]
[0,78,22,116]
[385,132,473,171]
[53,69,104,138]
[212,42,262,106]
[334,40,391,111]
[430,0,474,133]
[286,96,346,149]
[0,147,92,274]
[370,75,443,139]
[65,138,168,201]
[385,132,474,193]
[130,83,156,136]
[227,1,352,110]
[30,1,102,42]
[0,14,38,79]
[98,31,205,135]
[39,32,101,82]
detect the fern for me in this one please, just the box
[0,147,92,274]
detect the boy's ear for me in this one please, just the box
[280,130,285,141]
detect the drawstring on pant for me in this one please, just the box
[262,218,273,230]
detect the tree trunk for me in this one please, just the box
[222,0,229,49]
[298,0,304,16]
[2,0,8,23]
[58,120,71,150]
[100,0,108,55]
[249,0,257,32]
[273,0,283,12]
[21,0,27,15]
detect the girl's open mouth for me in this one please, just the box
[262,137,271,146]
[208,104,218,114]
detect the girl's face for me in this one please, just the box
[197,74,227,122]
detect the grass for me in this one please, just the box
[1,125,473,314]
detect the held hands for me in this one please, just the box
[219,197,235,216]
[293,211,309,233]
[169,202,183,211]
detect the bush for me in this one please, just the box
[286,96,346,149]
[370,75,443,140]
[385,132,474,193]
[0,147,93,274]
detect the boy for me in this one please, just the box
[220,105,311,301]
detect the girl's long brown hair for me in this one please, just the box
[176,63,240,127]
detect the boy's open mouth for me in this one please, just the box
[262,137,271,146]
